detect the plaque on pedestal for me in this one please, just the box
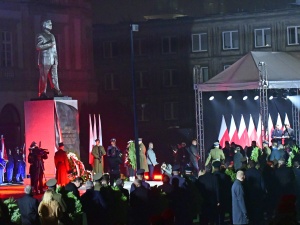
[24,100,80,178]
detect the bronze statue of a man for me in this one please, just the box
[36,20,63,98]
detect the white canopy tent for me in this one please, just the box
[194,51,300,167]
[197,51,300,91]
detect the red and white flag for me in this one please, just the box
[218,115,230,148]
[93,114,97,141]
[248,114,257,146]
[238,115,249,148]
[256,115,262,147]
[268,114,274,143]
[229,115,239,144]
[98,114,103,145]
[284,113,290,127]
[89,114,94,165]
[276,113,283,131]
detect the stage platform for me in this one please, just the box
[0,180,163,200]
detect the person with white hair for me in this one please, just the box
[18,185,40,225]
[231,170,248,225]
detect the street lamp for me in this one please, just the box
[130,24,140,169]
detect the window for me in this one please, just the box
[223,65,231,70]
[136,71,149,89]
[162,36,177,54]
[222,30,239,50]
[134,39,146,56]
[163,69,179,87]
[137,103,149,122]
[192,33,208,52]
[104,73,119,90]
[255,28,271,48]
[201,67,209,82]
[287,26,300,45]
[0,31,13,67]
[164,102,179,120]
[103,41,118,58]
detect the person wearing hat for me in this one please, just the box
[187,139,200,174]
[46,178,67,225]
[138,138,149,173]
[54,142,70,186]
[233,147,243,171]
[170,164,186,188]
[130,169,150,193]
[92,138,106,175]
[205,141,225,166]
[107,138,120,157]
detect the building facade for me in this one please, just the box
[94,8,300,157]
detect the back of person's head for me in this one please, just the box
[85,181,94,190]
[24,185,33,195]
[172,177,179,188]
[162,175,170,184]
[293,161,300,168]
[115,178,124,187]
[249,160,256,168]
[74,177,84,183]
[42,189,54,204]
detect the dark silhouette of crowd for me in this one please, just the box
[1,139,300,225]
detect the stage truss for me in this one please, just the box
[194,63,300,164]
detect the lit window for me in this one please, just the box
[103,41,118,58]
[164,102,179,120]
[104,73,119,90]
[192,33,208,52]
[162,36,177,54]
[287,26,300,45]
[255,28,271,48]
[222,30,239,50]
[163,69,179,87]
[0,31,13,67]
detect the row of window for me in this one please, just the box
[137,102,179,121]
[103,26,300,58]
[0,31,13,67]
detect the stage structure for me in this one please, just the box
[195,51,300,167]
[24,100,80,178]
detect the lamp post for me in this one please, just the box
[130,24,140,170]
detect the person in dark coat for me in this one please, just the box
[244,160,266,224]
[115,178,130,203]
[65,177,83,199]
[106,143,123,186]
[81,181,106,225]
[130,169,150,193]
[187,139,200,174]
[170,165,186,188]
[14,147,25,182]
[231,170,248,225]
[18,185,40,225]
[213,161,232,225]
[274,158,295,205]
[158,174,174,194]
[197,164,220,225]
[130,179,150,225]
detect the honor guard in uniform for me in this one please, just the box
[205,142,225,166]
[0,154,6,185]
[92,138,106,175]
[54,142,70,186]
[14,147,25,182]
[106,138,123,186]
[6,149,14,183]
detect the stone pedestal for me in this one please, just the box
[24,100,79,178]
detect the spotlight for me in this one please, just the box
[269,95,273,100]
[243,95,248,100]
[209,95,214,101]
[282,90,289,100]
[254,95,259,100]
[227,95,232,100]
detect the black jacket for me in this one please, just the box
[18,194,40,225]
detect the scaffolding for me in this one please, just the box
[258,62,268,144]
[292,89,300,145]
[193,65,205,168]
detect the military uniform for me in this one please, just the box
[92,142,106,175]
[6,150,14,183]
[205,143,225,166]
